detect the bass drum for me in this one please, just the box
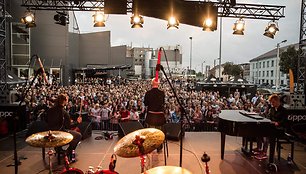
[60,168,84,174]
[95,169,119,174]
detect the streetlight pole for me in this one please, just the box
[202,60,206,77]
[189,37,192,77]
[218,15,223,81]
[276,39,287,91]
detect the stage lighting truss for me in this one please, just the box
[21,10,36,28]
[93,11,106,27]
[20,0,285,36]
[167,16,179,29]
[130,14,144,28]
[233,18,245,35]
[263,20,279,39]
[54,11,69,26]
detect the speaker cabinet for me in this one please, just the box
[163,123,185,141]
[78,121,92,140]
[118,121,143,138]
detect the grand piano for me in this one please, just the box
[218,110,280,164]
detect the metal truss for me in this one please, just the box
[21,0,285,21]
[297,0,306,93]
[0,0,7,92]
[216,1,285,20]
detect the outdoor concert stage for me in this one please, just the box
[0,131,306,174]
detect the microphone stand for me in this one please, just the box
[158,64,192,167]
[9,66,44,174]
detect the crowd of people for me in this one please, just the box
[17,76,291,163]
[20,76,273,133]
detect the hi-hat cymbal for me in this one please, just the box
[143,166,192,174]
[114,128,165,158]
[26,130,73,148]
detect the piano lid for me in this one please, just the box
[218,110,271,123]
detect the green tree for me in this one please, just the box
[222,62,243,77]
[231,64,243,76]
[196,72,203,77]
[279,46,302,82]
[222,62,233,76]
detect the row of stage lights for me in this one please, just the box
[21,10,280,39]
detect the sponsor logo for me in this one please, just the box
[288,114,306,122]
[0,111,13,118]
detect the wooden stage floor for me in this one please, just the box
[0,131,306,174]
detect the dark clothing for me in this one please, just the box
[144,88,165,127]
[46,105,82,155]
[146,112,166,126]
[268,105,287,129]
[46,105,71,130]
[144,88,165,112]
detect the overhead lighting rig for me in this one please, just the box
[54,11,69,26]
[21,0,285,37]
[130,14,144,28]
[92,11,106,27]
[167,16,179,29]
[21,10,36,28]
[263,21,279,39]
[233,18,245,35]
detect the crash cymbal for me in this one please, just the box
[26,130,73,148]
[114,128,165,158]
[143,166,192,174]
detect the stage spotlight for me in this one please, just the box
[54,11,69,26]
[167,16,179,29]
[130,14,144,28]
[202,2,218,31]
[233,18,245,35]
[93,11,106,27]
[21,10,36,28]
[263,21,279,39]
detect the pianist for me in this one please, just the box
[268,94,287,129]
[255,94,287,160]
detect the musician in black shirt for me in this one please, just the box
[46,93,82,161]
[255,94,287,160]
[268,94,287,129]
[144,78,166,127]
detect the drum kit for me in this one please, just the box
[25,128,192,174]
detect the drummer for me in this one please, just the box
[46,93,82,162]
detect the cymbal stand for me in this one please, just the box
[47,149,55,174]
[45,131,56,174]
[133,135,146,173]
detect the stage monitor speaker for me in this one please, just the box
[163,123,185,141]
[118,121,143,138]
[78,121,92,140]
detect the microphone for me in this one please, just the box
[36,57,49,85]
[155,47,162,82]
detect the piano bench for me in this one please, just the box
[276,136,294,161]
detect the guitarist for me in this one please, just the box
[46,93,82,162]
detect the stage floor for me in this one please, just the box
[0,131,306,174]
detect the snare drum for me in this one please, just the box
[60,167,84,174]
